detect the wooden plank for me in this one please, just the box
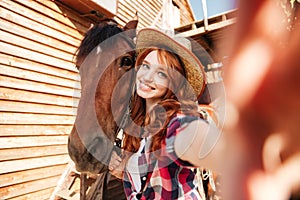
[0,145,68,161]
[0,30,74,64]
[150,0,162,12]
[0,155,69,174]
[116,9,136,27]
[0,75,81,98]
[0,87,79,107]
[0,124,73,136]
[0,17,77,55]
[117,1,136,18]
[0,136,69,149]
[0,64,80,89]
[1,0,83,40]
[117,0,155,27]
[0,175,62,199]
[176,18,236,38]
[116,0,161,27]
[0,100,77,115]
[176,0,194,24]
[116,8,135,25]
[206,18,236,32]
[117,4,154,28]
[176,26,206,37]
[147,0,162,17]
[34,0,91,30]
[0,164,67,187]
[9,187,55,200]
[1,41,77,72]
[0,54,79,81]
[0,112,75,125]
[133,0,159,20]
[0,6,81,47]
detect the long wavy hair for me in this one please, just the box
[123,47,204,154]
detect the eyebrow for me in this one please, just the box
[142,60,150,65]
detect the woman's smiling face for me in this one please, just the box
[136,50,170,104]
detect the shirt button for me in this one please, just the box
[142,176,147,181]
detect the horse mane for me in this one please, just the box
[75,22,124,68]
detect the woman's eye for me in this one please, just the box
[120,56,134,67]
[141,64,150,69]
[158,71,167,78]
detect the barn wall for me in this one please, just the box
[0,0,92,199]
[115,0,163,28]
[0,0,196,199]
[175,0,195,25]
[115,0,195,29]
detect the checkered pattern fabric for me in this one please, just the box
[123,115,202,200]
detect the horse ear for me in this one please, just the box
[123,12,138,39]
[123,20,138,30]
[123,11,138,30]
[123,19,138,39]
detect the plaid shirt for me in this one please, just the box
[123,115,202,200]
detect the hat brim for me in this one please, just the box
[136,28,206,99]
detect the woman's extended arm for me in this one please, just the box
[174,119,225,172]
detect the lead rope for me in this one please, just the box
[196,106,219,200]
[196,168,206,200]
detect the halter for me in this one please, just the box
[114,65,136,150]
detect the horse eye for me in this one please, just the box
[120,56,133,67]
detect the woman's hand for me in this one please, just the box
[222,1,300,199]
[109,151,125,179]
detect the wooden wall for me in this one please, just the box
[0,0,91,199]
[116,0,163,28]
[115,0,195,29]
[0,0,195,199]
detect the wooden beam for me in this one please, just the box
[0,54,78,81]
[0,165,67,187]
[0,87,79,107]
[0,145,68,161]
[0,124,73,136]
[0,112,75,125]
[0,4,81,47]
[176,18,236,38]
[9,187,55,200]
[0,100,76,115]
[0,42,77,72]
[0,136,69,149]
[0,75,80,98]
[0,65,80,89]
[0,176,61,199]
[0,155,69,174]
[1,0,84,40]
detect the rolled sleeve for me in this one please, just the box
[165,115,200,166]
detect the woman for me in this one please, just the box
[109,28,222,200]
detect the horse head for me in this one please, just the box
[68,20,137,174]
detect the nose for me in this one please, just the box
[142,70,154,83]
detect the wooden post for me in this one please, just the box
[201,0,208,31]
[80,173,87,200]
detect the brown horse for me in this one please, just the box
[68,20,137,176]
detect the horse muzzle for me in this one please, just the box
[68,127,114,174]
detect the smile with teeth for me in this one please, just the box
[139,81,155,91]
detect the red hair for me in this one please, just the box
[123,47,203,154]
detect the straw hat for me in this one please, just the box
[135,28,206,99]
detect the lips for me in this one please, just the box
[139,82,155,91]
